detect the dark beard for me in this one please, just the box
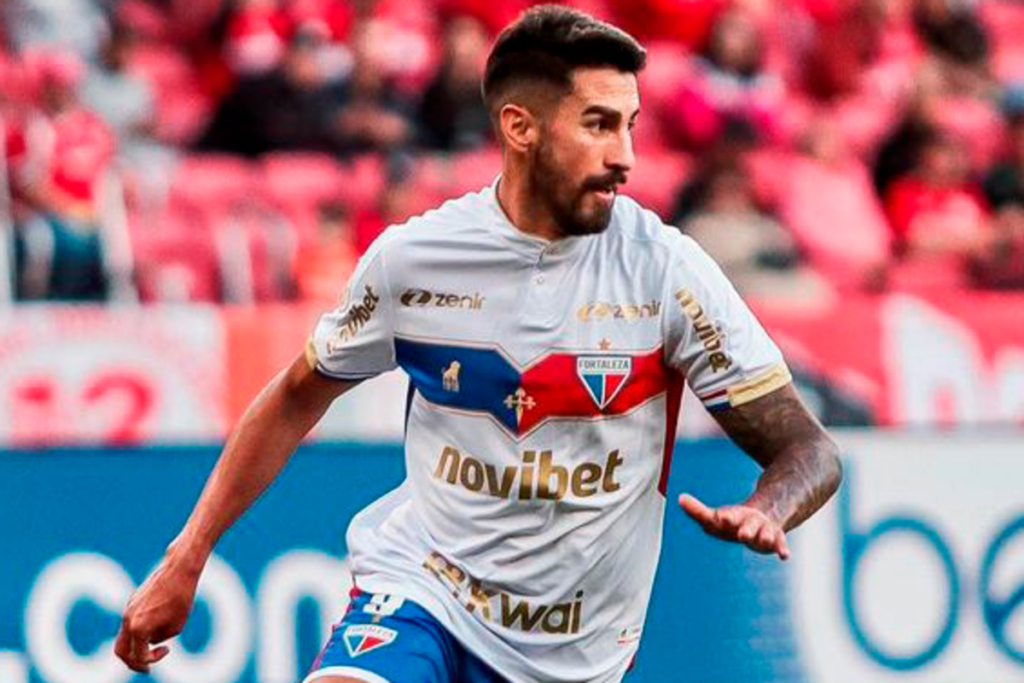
[529,141,615,237]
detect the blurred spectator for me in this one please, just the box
[608,0,724,50]
[435,0,530,36]
[199,27,346,157]
[671,125,757,221]
[223,0,292,76]
[912,0,1003,168]
[288,0,356,44]
[979,110,1024,288]
[354,154,419,252]
[676,155,830,304]
[802,0,920,102]
[417,15,492,151]
[224,0,355,79]
[11,49,115,300]
[332,19,416,155]
[81,21,153,142]
[873,86,940,197]
[2,0,107,58]
[666,8,784,150]
[79,19,172,171]
[914,0,990,82]
[884,127,993,290]
[984,110,1024,210]
[294,201,359,301]
[778,117,891,291]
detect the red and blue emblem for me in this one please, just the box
[394,338,664,438]
[576,356,633,409]
[343,624,397,658]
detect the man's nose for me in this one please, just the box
[606,129,635,175]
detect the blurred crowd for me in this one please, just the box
[1,0,1024,304]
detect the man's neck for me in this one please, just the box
[496,165,563,242]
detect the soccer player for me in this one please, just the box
[115,6,842,683]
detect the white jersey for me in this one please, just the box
[307,179,791,683]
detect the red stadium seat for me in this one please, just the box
[155,89,212,146]
[260,152,345,209]
[994,46,1024,83]
[981,1,1024,44]
[127,45,194,99]
[117,0,173,42]
[126,45,212,144]
[259,152,347,244]
[169,154,257,216]
[932,97,1006,173]
[830,95,900,159]
[745,147,795,208]
[336,154,388,214]
[776,155,892,290]
[129,208,221,301]
[214,210,295,303]
[449,147,502,196]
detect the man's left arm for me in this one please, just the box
[679,384,843,560]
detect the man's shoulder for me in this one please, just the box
[376,186,495,252]
[611,194,704,261]
[404,185,494,234]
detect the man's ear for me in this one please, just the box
[499,103,539,153]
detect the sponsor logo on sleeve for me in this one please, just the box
[674,289,732,372]
[342,624,397,658]
[326,285,380,354]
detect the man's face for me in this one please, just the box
[529,67,640,236]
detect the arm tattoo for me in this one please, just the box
[712,384,843,531]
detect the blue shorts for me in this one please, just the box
[303,590,508,683]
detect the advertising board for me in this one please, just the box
[4,434,1023,682]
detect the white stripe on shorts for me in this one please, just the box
[301,665,392,683]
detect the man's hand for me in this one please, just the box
[114,557,201,673]
[113,354,356,673]
[679,493,791,560]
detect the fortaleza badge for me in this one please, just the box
[576,356,632,409]
[343,624,398,658]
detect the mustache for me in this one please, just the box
[582,172,628,192]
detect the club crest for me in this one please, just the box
[576,356,632,409]
[343,624,397,658]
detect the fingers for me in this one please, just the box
[679,496,792,560]
[151,645,171,664]
[776,530,792,561]
[680,494,745,539]
[737,515,761,544]
[715,507,742,533]
[115,617,174,673]
[678,494,715,525]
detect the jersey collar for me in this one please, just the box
[484,175,589,261]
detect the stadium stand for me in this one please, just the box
[1,0,1024,303]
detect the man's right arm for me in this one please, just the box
[114,352,358,673]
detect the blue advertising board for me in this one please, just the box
[0,440,806,683]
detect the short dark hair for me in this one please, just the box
[481,5,646,120]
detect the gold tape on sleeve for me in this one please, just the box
[304,338,319,370]
[727,364,793,407]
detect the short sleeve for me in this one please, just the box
[663,234,791,412]
[306,235,397,380]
